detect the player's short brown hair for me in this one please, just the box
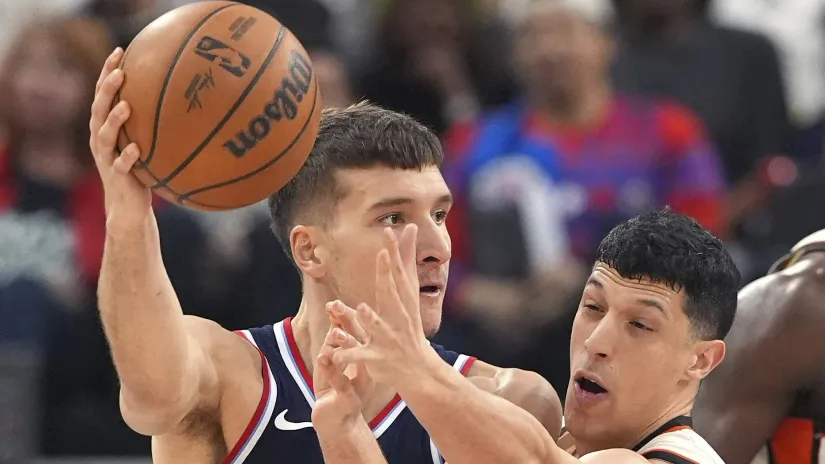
[267,102,443,259]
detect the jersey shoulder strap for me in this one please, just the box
[769,242,825,273]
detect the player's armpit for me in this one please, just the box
[119,316,252,436]
[468,362,563,440]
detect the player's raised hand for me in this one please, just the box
[328,225,442,385]
[89,47,152,226]
[312,304,375,431]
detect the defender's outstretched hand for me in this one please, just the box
[313,303,388,464]
[312,302,375,430]
[90,47,151,226]
[328,225,443,386]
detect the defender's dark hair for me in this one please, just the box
[268,101,443,258]
[596,208,740,340]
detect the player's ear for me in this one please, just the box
[291,225,328,279]
[685,339,726,381]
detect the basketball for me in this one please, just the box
[115,1,321,210]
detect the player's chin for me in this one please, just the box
[418,297,443,339]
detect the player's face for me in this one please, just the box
[325,165,452,337]
[565,263,707,449]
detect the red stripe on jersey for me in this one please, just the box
[222,331,272,464]
[461,356,477,375]
[369,394,403,429]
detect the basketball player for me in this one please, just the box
[89,48,562,463]
[316,210,738,464]
[694,229,825,464]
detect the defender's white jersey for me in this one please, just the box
[635,416,725,464]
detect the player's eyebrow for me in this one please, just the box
[368,194,453,211]
[436,193,454,207]
[636,298,667,314]
[585,277,603,288]
[368,197,415,211]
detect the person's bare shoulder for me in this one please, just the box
[182,316,262,390]
[694,251,825,463]
[467,361,563,440]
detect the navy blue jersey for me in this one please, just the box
[223,318,477,464]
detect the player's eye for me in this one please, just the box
[584,304,602,313]
[379,213,404,226]
[630,321,652,331]
[433,210,448,224]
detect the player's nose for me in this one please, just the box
[416,220,451,265]
[584,317,616,359]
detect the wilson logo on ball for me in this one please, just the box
[194,36,251,77]
[222,50,312,158]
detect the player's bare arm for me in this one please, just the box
[91,49,261,445]
[327,225,556,464]
[466,361,563,439]
[694,253,825,464]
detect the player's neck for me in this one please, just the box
[290,288,338,377]
[574,401,694,456]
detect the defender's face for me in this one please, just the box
[565,263,698,448]
[326,165,452,337]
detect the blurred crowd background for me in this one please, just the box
[1,0,824,461]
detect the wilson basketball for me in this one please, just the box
[116,1,321,210]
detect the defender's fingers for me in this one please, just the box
[383,227,419,317]
[375,248,407,324]
[330,345,380,368]
[328,300,369,344]
[316,352,353,394]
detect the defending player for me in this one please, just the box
[694,230,825,464]
[90,49,561,463]
[317,209,738,464]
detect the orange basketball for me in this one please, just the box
[116,1,321,210]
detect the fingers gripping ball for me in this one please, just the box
[115,1,322,210]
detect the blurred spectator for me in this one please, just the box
[0,16,227,456]
[0,0,89,62]
[610,0,792,236]
[710,0,825,130]
[0,17,112,339]
[0,17,116,457]
[710,0,825,164]
[85,0,194,50]
[247,0,355,108]
[358,0,516,134]
[440,2,726,394]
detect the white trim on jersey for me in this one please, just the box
[273,321,315,407]
[271,319,410,437]
[453,354,471,372]
[637,427,724,464]
[372,400,409,439]
[428,354,476,464]
[230,330,278,464]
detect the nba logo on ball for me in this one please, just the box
[116,1,323,211]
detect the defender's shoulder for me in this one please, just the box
[738,254,825,329]
[468,362,563,439]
